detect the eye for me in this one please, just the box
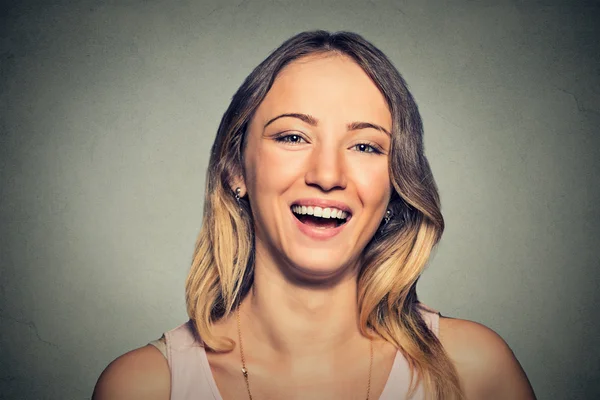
[353,143,383,154]
[274,133,307,145]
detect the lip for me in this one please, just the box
[289,198,353,241]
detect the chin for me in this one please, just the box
[280,249,358,284]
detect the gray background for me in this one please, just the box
[1,0,599,399]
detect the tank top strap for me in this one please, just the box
[417,303,440,336]
[164,320,221,400]
[379,303,440,399]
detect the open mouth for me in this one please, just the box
[290,205,350,229]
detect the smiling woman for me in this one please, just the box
[92,31,536,400]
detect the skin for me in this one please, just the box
[93,54,536,400]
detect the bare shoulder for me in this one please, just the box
[438,316,536,400]
[92,345,170,400]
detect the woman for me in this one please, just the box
[93,30,536,399]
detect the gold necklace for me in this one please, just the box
[236,307,374,400]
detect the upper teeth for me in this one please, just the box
[291,205,349,220]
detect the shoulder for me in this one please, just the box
[92,345,170,400]
[438,316,536,400]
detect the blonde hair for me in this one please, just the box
[185,31,463,399]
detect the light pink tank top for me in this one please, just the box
[163,306,440,400]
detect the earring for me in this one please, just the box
[235,187,242,210]
[384,209,392,225]
[379,209,392,235]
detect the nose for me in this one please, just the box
[304,143,347,192]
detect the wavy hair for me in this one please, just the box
[185,30,463,399]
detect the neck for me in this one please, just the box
[238,249,365,359]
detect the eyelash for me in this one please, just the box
[274,134,306,145]
[353,143,383,154]
[274,134,384,155]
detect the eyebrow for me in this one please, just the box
[264,113,391,136]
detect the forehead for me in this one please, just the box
[252,53,392,129]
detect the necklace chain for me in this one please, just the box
[236,307,373,400]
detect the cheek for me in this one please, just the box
[351,161,391,207]
[246,144,305,196]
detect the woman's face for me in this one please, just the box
[242,53,392,281]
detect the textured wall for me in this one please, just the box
[1,0,599,399]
